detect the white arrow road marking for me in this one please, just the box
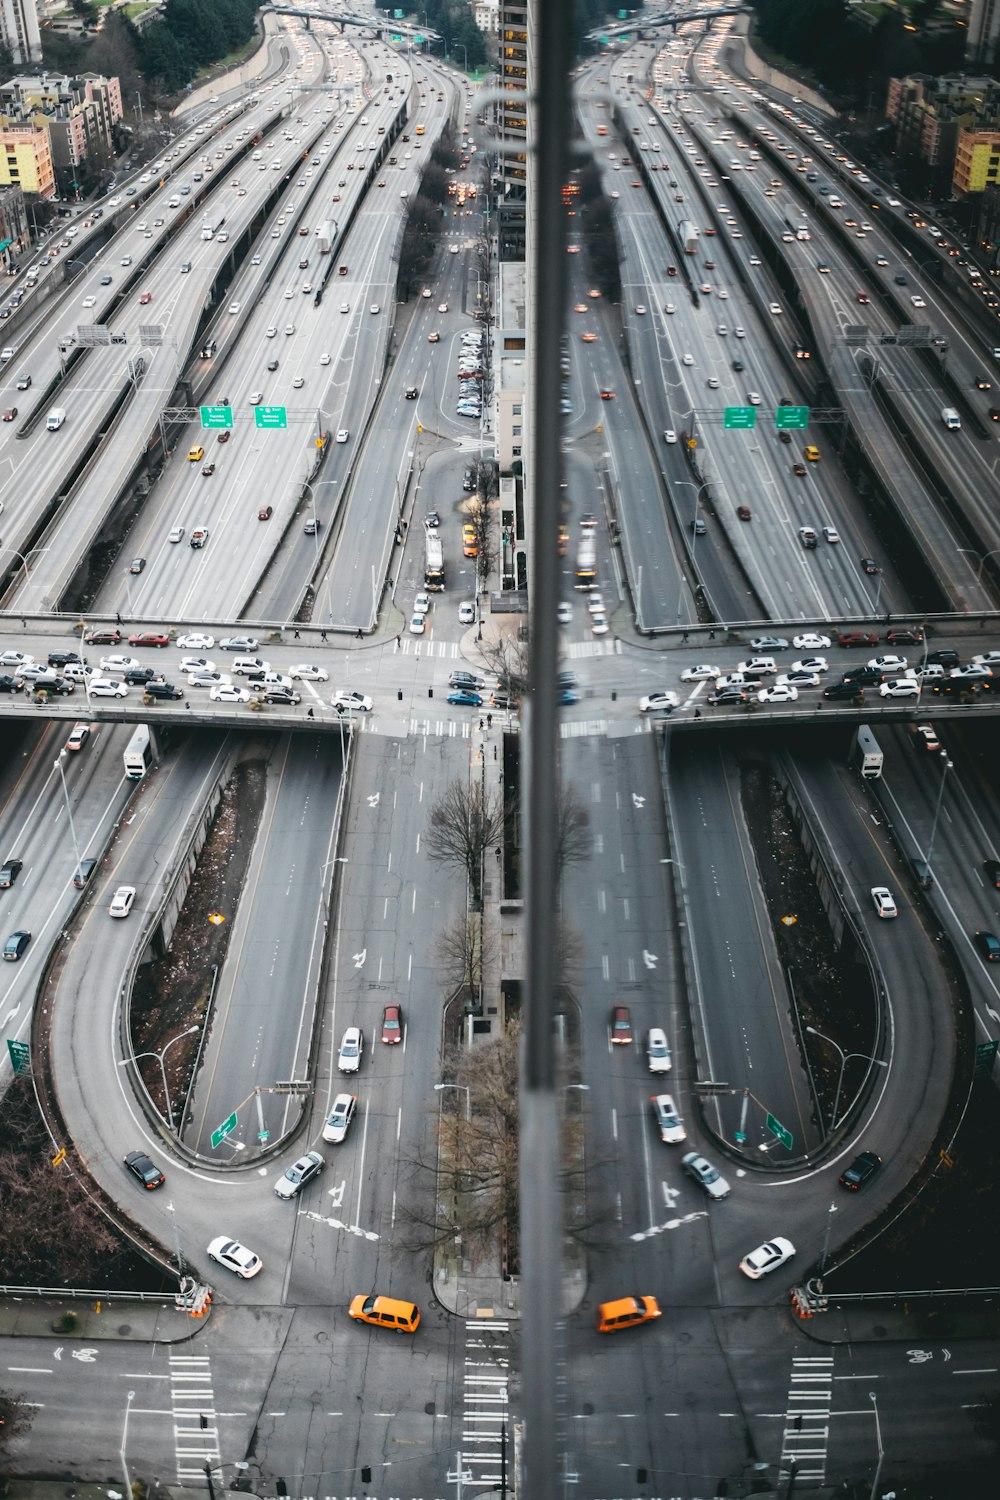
[632,793,645,808]
[643,950,658,969]
[353,949,367,968]
[367,792,380,807]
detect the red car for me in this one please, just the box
[838,632,880,647]
[258,505,273,521]
[599,389,615,400]
[128,632,170,648]
[381,1003,402,1044]
[610,1005,633,1044]
[138,291,152,305]
[2,407,16,422]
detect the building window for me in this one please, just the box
[513,404,522,416]
[513,426,522,437]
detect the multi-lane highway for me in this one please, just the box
[2,3,1000,1497]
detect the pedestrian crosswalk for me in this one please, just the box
[460,1316,512,1489]
[169,1351,220,1480]
[394,637,465,659]
[778,1353,833,1486]
[564,638,623,659]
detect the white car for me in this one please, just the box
[220,637,259,652]
[871,885,898,918]
[100,655,139,674]
[206,1237,262,1279]
[793,657,827,673]
[320,352,331,365]
[168,526,185,544]
[737,657,777,675]
[409,614,425,635]
[82,295,96,308]
[179,656,215,674]
[792,634,831,650]
[338,1026,363,1073]
[680,664,719,682]
[556,602,572,625]
[210,683,251,703]
[822,526,841,544]
[332,690,373,712]
[459,601,476,625]
[188,670,231,688]
[664,429,677,444]
[879,678,919,698]
[972,651,1000,667]
[681,353,694,365]
[322,1092,357,1144]
[646,1027,672,1073]
[869,655,907,673]
[336,429,349,443]
[639,692,679,713]
[266,326,277,338]
[776,671,819,688]
[951,663,992,680]
[769,302,782,314]
[651,1094,686,1144]
[109,885,136,918]
[370,303,380,314]
[413,592,431,615]
[290,664,329,681]
[591,613,609,636]
[587,593,604,615]
[757,684,799,704]
[739,1237,795,1279]
[0,650,32,668]
[176,634,215,651]
[273,1149,324,1200]
[88,677,128,698]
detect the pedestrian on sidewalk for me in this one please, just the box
[356,627,364,640]
[487,713,492,728]
[479,717,484,730]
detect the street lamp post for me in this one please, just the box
[870,1391,885,1498]
[673,480,712,624]
[925,751,954,872]
[54,752,85,885]
[0,546,50,588]
[957,546,1000,583]
[118,1024,200,1132]
[435,1081,471,1121]
[805,1026,888,1133]
[120,1389,136,1497]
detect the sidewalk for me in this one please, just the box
[0,1294,206,1343]
[795,1294,1000,1346]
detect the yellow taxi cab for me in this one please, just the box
[188,446,205,462]
[804,444,820,462]
[596,1295,662,1334]
[462,524,477,557]
[348,1294,420,1333]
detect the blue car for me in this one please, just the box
[448,689,483,706]
[559,689,579,705]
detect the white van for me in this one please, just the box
[941,406,961,430]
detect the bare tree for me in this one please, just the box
[425,780,504,909]
[466,494,496,586]
[0,1388,32,1471]
[477,630,531,699]
[435,909,498,999]
[556,781,592,876]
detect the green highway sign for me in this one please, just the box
[766,1113,793,1151]
[254,406,288,430]
[723,406,757,429]
[201,405,233,429]
[975,1039,999,1075]
[211,1111,238,1150]
[775,405,810,429]
[6,1038,30,1073]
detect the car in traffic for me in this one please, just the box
[0,858,23,888]
[681,1151,730,1199]
[323,1093,357,1144]
[639,691,679,713]
[879,679,919,698]
[291,664,329,682]
[206,1237,263,1278]
[88,677,128,698]
[338,1026,363,1073]
[145,681,184,700]
[109,886,136,918]
[348,1293,420,1333]
[274,1149,325,1200]
[838,632,880,648]
[651,1094,686,1144]
[792,634,831,650]
[757,684,799,704]
[595,1296,662,1334]
[646,1027,672,1073]
[871,886,898,919]
[210,684,251,704]
[739,1237,795,1279]
[65,723,90,752]
[220,636,259,653]
[610,1005,633,1044]
[381,1003,403,1044]
[839,1150,881,1191]
[128,633,170,648]
[680,664,720,682]
[3,930,31,961]
[448,688,482,707]
[123,1150,165,1190]
[449,671,486,691]
[974,930,1000,963]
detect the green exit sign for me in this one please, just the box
[775,405,810,429]
[723,406,757,429]
[254,406,287,429]
[201,405,233,429]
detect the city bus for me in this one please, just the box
[124,725,152,780]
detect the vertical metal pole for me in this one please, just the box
[522,3,574,1497]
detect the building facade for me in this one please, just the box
[0,0,42,66]
[497,2,528,262]
[0,121,54,198]
[0,73,123,192]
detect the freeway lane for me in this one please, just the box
[185,730,345,1156]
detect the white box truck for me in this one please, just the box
[46,407,66,431]
[941,406,961,430]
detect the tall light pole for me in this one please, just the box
[0,546,50,588]
[120,1389,136,1498]
[54,751,85,885]
[957,546,1000,582]
[925,751,954,872]
[806,1026,888,1133]
[435,1081,471,1121]
[118,1024,200,1132]
[870,1390,885,1498]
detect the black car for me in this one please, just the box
[144,681,183,700]
[885,628,923,645]
[262,688,301,705]
[930,679,977,699]
[841,666,884,685]
[3,930,31,961]
[839,1150,881,1191]
[47,650,81,667]
[35,676,74,696]
[983,860,1000,888]
[73,857,97,889]
[123,666,161,685]
[0,858,23,888]
[0,674,22,693]
[731,359,744,372]
[860,557,880,574]
[975,930,1000,961]
[449,670,486,690]
[123,1150,165,1190]
[823,681,864,701]
[708,688,746,705]
[926,649,960,667]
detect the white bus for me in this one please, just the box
[124,725,152,780]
